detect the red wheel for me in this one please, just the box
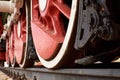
[6,0,34,68]
[31,0,81,68]
[6,23,19,67]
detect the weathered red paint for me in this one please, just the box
[6,9,26,64]
[31,0,70,59]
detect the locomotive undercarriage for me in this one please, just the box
[75,0,120,64]
[0,0,120,69]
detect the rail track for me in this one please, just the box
[1,63,120,80]
[0,0,120,80]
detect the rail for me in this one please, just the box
[1,65,120,80]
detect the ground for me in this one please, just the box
[0,71,12,80]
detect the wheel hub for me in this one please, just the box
[39,0,47,11]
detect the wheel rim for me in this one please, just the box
[32,0,79,68]
[14,8,27,65]
[12,1,31,67]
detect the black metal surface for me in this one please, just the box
[0,39,6,51]
[1,65,120,80]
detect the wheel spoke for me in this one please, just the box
[53,1,70,19]
[50,15,65,42]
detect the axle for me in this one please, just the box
[0,1,14,13]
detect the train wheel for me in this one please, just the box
[12,0,34,68]
[31,0,81,69]
[5,23,19,67]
